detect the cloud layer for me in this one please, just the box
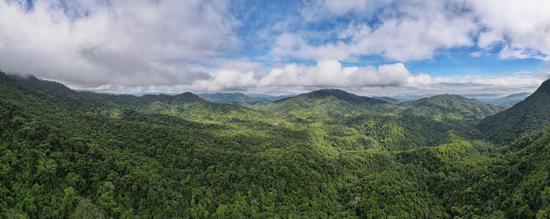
[273,0,550,62]
[0,0,549,95]
[71,59,548,97]
[0,0,235,86]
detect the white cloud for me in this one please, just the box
[191,69,257,92]
[322,0,369,15]
[0,0,236,86]
[425,72,550,96]
[1,0,549,95]
[498,46,549,61]
[61,58,548,96]
[274,0,550,62]
[336,72,549,97]
[469,0,550,60]
[257,60,428,88]
[270,33,351,61]
[272,1,477,62]
[69,60,432,93]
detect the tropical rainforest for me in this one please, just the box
[1,71,550,218]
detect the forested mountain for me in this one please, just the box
[401,94,502,123]
[479,79,550,143]
[262,89,390,121]
[275,89,387,105]
[1,72,550,218]
[90,91,258,122]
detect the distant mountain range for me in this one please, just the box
[2,71,550,218]
[400,94,502,123]
[469,92,531,108]
[479,80,550,143]
[154,89,532,110]
[198,92,287,105]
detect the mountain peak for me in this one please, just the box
[406,94,477,106]
[479,78,550,143]
[534,78,550,94]
[306,89,354,98]
[0,71,8,81]
[175,92,201,99]
[401,94,501,123]
[278,88,386,105]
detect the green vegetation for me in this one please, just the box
[1,72,550,218]
[479,79,550,143]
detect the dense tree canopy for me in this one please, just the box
[1,72,549,218]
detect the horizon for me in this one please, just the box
[2,71,537,102]
[1,0,550,96]
[3,2,550,216]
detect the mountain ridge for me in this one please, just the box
[400,94,502,123]
[2,72,550,218]
[478,78,550,143]
[274,89,387,105]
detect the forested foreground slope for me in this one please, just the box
[1,72,550,218]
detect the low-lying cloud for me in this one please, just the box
[66,59,548,96]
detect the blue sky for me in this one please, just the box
[0,0,549,95]
[229,0,547,75]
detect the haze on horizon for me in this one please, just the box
[1,0,549,96]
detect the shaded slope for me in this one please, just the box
[264,89,389,122]
[401,94,502,123]
[5,74,116,113]
[275,89,386,105]
[478,79,550,143]
[90,91,258,121]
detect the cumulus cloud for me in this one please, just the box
[0,0,236,86]
[257,60,429,88]
[1,0,549,95]
[272,1,477,62]
[69,60,548,97]
[274,0,550,62]
[71,60,433,94]
[470,0,550,60]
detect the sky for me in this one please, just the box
[1,0,550,96]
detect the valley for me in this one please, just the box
[1,72,549,218]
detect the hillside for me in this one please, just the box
[275,89,386,105]
[2,72,550,218]
[488,126,550,218]
[478,79,550,143]
[401,94,502,123]
[88,91,262,123]
[0,72,448,217]
[263,89,389,121]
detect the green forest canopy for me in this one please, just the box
[1,72,550,218]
